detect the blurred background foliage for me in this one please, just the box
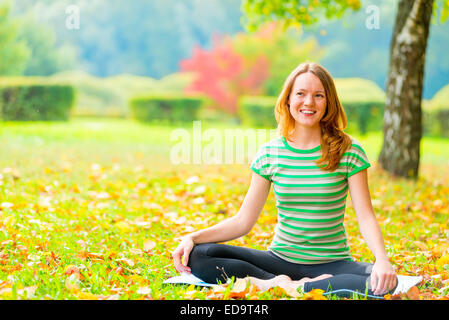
[0,0,448,136]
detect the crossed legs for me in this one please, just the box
[188,243,380,297]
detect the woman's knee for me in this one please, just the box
[327,260,374,276]
[187,243,213,268]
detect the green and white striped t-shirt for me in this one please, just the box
[250,135,371,264]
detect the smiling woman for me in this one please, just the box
[171,62,424,299]
[275,62,353,173]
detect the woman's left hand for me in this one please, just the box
[370,258,397,295]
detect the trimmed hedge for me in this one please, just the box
[425,84,449,137]
[129,94,205,123]
[335,78,386,134]
[238,95,278,128]
[50,70,195,118]
[0,77,75,121]
[340,101,384,134]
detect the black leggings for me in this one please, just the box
[188,243,394,298]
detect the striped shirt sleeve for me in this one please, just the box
[346,141,371,178]
[250,144,273,181]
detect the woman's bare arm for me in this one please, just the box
[348,169,397,295]
[172,172,271,273]
[190,172,271,244]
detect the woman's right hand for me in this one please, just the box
[172,235,195,274]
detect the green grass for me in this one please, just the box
[0,118,448,300]
[1,117,448,167]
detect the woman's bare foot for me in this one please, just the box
[243,276,283,292]
[243,274,333,292]
[289,274,333,291]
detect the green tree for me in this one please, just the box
[8,0,243,78]
[231,22,324,96]
[0,2,30,75]
[242,0,449,180]
[16,13,78,76]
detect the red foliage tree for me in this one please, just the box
[179,34,269,115]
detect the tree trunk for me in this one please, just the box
[378,0,434,179]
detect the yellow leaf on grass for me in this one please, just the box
[269,286,285,297]
[64,265,80,276]
[115,221,131,233]
[78,251,104,262]
[436,254,449,268]
[124,267,141,274]
[4,215,15,227]
[115,258,135,267]
[127,275,147,285]
[432,243,449,258]
[413,241,427,251]
[304,289,327,300]
[184,286,199,299]
[87,252,104,260]
[268,286,301,299]
[75,291,98,300]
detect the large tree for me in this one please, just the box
[242,0,449,179]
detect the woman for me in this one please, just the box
[172,62,398,297]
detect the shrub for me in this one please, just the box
[0,77,75,121]
[340,101,385,134]
[334,78,386,135]
[238,95,277,128]
[425,84,449,137]
[129,93,205,123]
[49,71,195,118]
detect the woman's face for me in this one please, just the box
[288,72,327,129]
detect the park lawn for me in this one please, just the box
[0,118,448,300]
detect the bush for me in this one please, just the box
[0,77,75,121]
[50,71,126,118]
[334,78,386,135]
[340,101,385,134]
[49,71,195,118]
[129,93,205,123]
[425,84,449,137]
[238,95,278,128]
